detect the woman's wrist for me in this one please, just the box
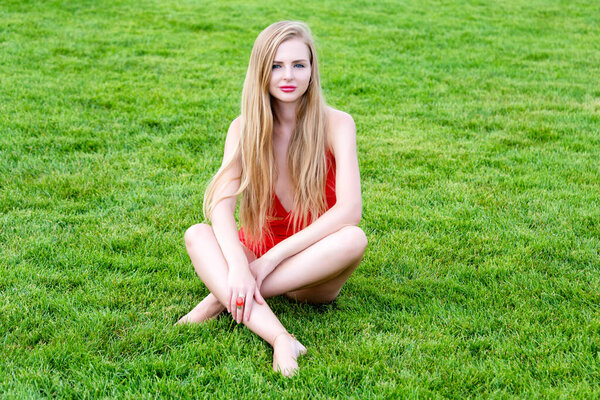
[263,248,283,269]
[225,249,250,273]
[228,262,249,275]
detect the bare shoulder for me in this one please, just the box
[221,115,242,164]
[326,106,355,131]
[227,115,242,137]
[224,115,242,149]
[325,106,356,149]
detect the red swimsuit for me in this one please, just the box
[239,151,337,257]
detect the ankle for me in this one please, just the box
[271,331,291,347]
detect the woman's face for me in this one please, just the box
[269,38,312,104]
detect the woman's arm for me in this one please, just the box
[208,117,246,269]
[208,117,264,322]
[262,110,362,267]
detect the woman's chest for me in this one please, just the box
[273,143,294,213]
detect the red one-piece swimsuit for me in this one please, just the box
[239,151,337,258]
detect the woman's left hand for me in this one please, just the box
[248,253,279,303]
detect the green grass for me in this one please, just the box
[1,0,599,398]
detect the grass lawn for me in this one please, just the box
[1,0,599,398]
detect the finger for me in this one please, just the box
[236,293,242,323]
[231,292,237,321]
[255,283,265,305]
[232,291,236,318]
[244,290,253,322]
[237,294,244,324]
[226,288,231,314]
[253,279,262,303]
[234,292,242,324]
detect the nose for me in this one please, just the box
[284,65,293,80]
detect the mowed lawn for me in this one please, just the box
[1,0,599,398]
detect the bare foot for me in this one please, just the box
[272,332,307,377]
[176,294,225,325]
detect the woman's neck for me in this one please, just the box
[272,100,298,137]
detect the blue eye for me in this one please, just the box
[294,64,305,68]
[272,64,281,69]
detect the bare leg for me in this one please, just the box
[177,246,256,325]
[179,225,367,321]
[180,224,306,376]
[260,225,367,302]
[176,293,225,325]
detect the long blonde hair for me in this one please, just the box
[203,21,328,250]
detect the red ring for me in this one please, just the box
[236,296,245,307]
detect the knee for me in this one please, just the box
[337,226,368,261]
[184,223,212,248]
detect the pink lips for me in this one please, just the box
[280,86,296,92]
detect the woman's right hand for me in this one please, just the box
[248,253,277,302]
[227,264,262,324]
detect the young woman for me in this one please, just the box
[178,21,367,376]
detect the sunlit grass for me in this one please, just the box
[1,0,599,397]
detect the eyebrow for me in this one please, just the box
[273,59,310,64]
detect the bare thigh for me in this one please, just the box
[259,226,367,304]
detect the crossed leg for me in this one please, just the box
[177,223,367,375]
[179,224,367,320]
[259,225,367,301]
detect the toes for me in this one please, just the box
[272,334,305,376]
[294,340,308,356]
[298,345,307,356]
[273,362,298,377]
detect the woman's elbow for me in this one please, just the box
[349,208,362,225]
[342,202,362,226]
